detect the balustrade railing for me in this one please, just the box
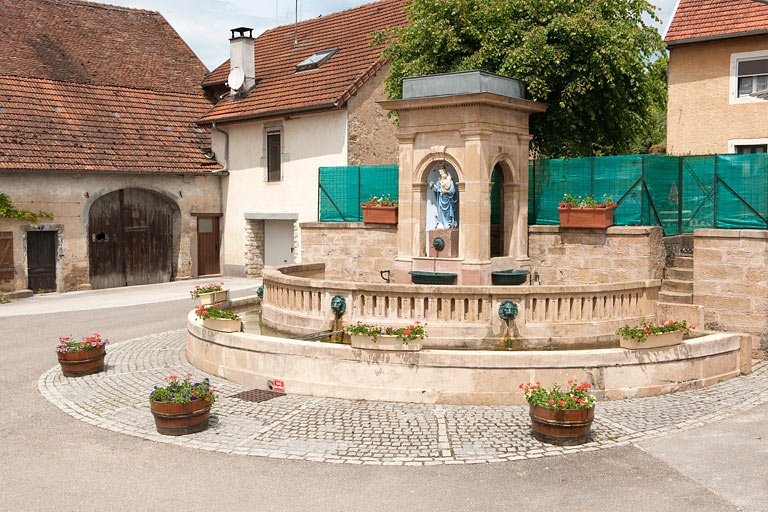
[261,265,659,348]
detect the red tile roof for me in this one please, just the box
[198,0,407,124]
[0,76,216,173]
[665,0,768,45]
[0,0,216,174]
[0,0,209,92]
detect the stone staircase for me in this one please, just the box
[659,255,693,304]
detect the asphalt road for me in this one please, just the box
[1,280,766,512]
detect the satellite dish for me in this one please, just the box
[227,67,245,91]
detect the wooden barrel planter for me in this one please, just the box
[529,404,595,446]
[57,345,106,377]
[150,400,212,436]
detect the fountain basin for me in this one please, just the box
[491,269,531,285]
[409,270,457,285]
[187,311,752,406]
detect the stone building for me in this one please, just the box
[666,0,768,154]
[0,0,220,293]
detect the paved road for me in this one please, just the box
[1,278,766,511]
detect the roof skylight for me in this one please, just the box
[296,48,338,72]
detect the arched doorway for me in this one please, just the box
[88,189,176,289]
[490,163,504,257]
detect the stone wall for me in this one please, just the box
[346,65,399,166]
[244,219,265,278]
[694,229,768,349]
[300,222,397,282]
[528,226,665,285]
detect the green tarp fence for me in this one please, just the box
[319,155,767,235]
[319,165,399,222]
[530,154,768,235]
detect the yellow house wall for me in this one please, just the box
[667,35,768,155]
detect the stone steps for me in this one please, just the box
[660,255,693,304]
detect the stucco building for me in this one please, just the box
[666,0,768,155]
[197,0,407,277]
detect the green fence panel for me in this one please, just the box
[715,154,768,229]
[319,165,398,222]
[641,155,681,234]
[319,166,361,222]
[359,165,399,212]
[681,155,715,233]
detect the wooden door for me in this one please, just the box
[27,231,56,292]
[122,189,172,286]
[89,190,125,289]
[89,189,173,289]
[197,216,220,276]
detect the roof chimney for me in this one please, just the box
[229,27,255,97]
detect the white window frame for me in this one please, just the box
[728,138,768,153]
[730,49,768,104]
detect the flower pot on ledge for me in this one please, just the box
[196,289,229,305]
[350,334,422,351]
[558,207,615,228]
[361,205,398,224]
[202,317,242,333]
[619,330,683,350]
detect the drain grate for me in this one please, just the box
[229,388,286,403]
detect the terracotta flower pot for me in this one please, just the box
[529,404,594,445]
[558,207,615,228]
[57,345,106,377]
[149,399,212,436]
[361,205,398,224]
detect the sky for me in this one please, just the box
[96,0,680,71]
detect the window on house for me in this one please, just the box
[735,144,767,154]
[737,58,768,97]
[296,48,338,72]
[267,130,282,182]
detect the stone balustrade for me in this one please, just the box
[261,264,660,349]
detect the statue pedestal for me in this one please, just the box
[429,229,459,257]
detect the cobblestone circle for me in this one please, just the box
[39,329,768,466]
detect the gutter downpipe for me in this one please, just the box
[210,121,230,175]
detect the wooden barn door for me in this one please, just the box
[89,189,173,289]
[27,231,56,292]
[122,189,172,285]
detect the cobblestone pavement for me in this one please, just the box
[39,329,768,466]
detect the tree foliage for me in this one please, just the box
[377,0,668,158]
[0,193,53,223]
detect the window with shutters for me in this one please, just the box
[0,231,13,279]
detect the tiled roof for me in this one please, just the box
[198,0,407,124]
[0,75,216,173]
[665,0,768,45]
[0,0,209,92]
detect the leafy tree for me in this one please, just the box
[377,0,667,158]
[0,193,53,223]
